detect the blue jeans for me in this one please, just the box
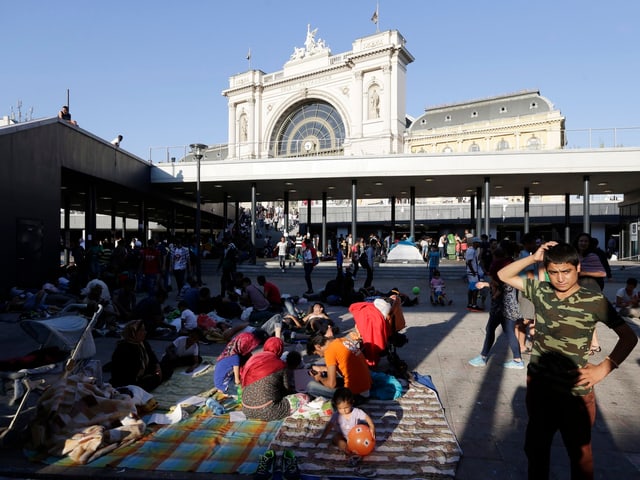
[480,309,521,359]
[304,263,314,292]
[306,377,344,399]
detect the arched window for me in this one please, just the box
[269,101,345,157]
[442,146,453,153]
[526,135,541,150]
[497,139,510,151]
[468,142,480,152]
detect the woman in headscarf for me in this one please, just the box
[213,330,264,394]
[109,319,164,392]
[240,337,309,421]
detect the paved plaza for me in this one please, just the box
[1,258,639,479]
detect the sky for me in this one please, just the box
[2,1,639,161]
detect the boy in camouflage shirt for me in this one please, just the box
[498,241,637,479]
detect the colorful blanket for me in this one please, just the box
[269,382,462,479]
[88,408,282,474]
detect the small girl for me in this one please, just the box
[320,387,376,462]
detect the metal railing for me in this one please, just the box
[148,126,640,164]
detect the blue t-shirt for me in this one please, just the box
[214,354,240,392]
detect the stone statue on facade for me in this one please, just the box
[289,24,329,61]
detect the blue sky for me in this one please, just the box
[2,0,638,160]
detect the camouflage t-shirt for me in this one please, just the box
[523,278,624,396]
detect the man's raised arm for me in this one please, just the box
[498,241,557,291]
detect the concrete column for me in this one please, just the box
[223,193,229,237]
[483,177,491,237]
[410,186,415,241]
[475,187,482,238]
[470,196,475,233]
[351,180,358,242]
[565,193,571,243]
[524,187,530,234]
[251,183,257,264]
[322,192,327,254]
[85,184,97,242]
[390,195,396,245]
[583,175,590,234]
[284,191,290,236]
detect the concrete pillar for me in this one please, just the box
[583,175,590,234]
[483,177,491,237]
[351,180,357,242]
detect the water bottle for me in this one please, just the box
[205,398,225,415]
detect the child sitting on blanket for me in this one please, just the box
[318,387,376,465]
[160,328,204,379]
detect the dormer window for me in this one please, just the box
[471,111,478,118]
[499,106,507,113]
[530,101,538,109]
[420,118,427,125]
[445,115,452,122]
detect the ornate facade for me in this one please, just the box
[222,27,414,159]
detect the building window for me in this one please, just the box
[527,135,541,150]
[497,139,510,151]
[500,106,507,113]
[530,102,538,109]
[471,111,478,118]
[269,100,345,157]
[445,115,452,122]
[468,142,480,152]
[442,146,453,153]
[420,118,427,125]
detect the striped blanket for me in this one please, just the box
[270,382,462,479]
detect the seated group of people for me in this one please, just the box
[105,266,403,429]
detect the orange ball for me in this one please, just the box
[347,424,375,456]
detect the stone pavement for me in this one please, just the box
[1,258,639,479]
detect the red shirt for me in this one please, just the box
[142,247,161,275]
[262,281,281,305]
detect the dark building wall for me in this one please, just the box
[0,120,154,295]
[0,122,62,293]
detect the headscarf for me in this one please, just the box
[240,337,286,387]
[118,319,149,379]
[217,332,261,361]
[121,319,144,344]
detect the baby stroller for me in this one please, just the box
[0,304,102,443]
[349,295,409,377]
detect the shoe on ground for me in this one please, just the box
[354,465,378,478]
[468,355,487,367]
[254,449,276,480]
[282,449,301,480]
[467,305,483,312]
[504,359,525,369]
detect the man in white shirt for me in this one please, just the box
[616,278,639,318]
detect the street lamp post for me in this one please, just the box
[190,143,207,285]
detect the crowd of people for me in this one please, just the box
[12,220,636,479]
